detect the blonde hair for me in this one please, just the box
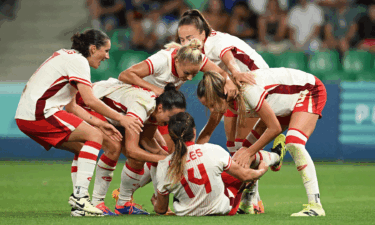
[164,39,203,66]
[197,71,247,127]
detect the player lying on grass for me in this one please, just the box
[118,38,254,153]
[15,29,142,216]
[153,112,286,216]
[175,9,270,211]
[74,79,186,215]
[197,69,327,216]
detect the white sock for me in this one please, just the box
[243,130,260,148]
[117,162,144,206]
[286,128,321,204]
[92,154,117,206]
[251,150,280,168]
[74,141,101,198]
[71,154,78,192]
[140,163,152,187]
[226,141,236,156]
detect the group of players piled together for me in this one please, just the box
[15,9,327,217]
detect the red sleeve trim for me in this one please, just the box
[199,56,208,71]
[126,112,144,124]
[69,77,92,87]
[145,59,154,74]
[224,157,232,171]
[220,46,235,59]
[255,91,268,112]
[157,189,170,196]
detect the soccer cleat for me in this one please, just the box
[270,134,286,171]
[291,203,326,217]
[237,186,264,214]
[70,208,102,217]
[68,194,103,215]
[95,202,117,216]
[115,202,150,215]
[112,188,120,204]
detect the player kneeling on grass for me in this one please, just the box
[113,83,186,215]
[153,112,286,216]
[15,29,142,217]
[74,79,186,215]
[197,69,327,216]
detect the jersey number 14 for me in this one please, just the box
[181,163,212,198]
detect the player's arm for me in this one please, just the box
[226,160,268,182]
[77,82,143,133]
[118,61,164,96]
[154,193,170,215]
[65,95,122,142]
[153,128,168,150]
[196,110,223,144]
[233,100,281,168]
[124,125,167,163]
[221,51,257,87]
[139,125,169,155]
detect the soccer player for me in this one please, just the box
[118,38,252,152]
[197,69,327,216]
[14,29,142,216]
[153,112,285,216]
[80,79,187,215]
[175,9,270,211]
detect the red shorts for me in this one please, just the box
[292,77,327,118]
[157,124,169,135]
[221,172,243,215]
[224,101,238,118]
[16,111,83,151]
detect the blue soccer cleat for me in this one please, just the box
[95,202,117,216]
[115,202,150,215]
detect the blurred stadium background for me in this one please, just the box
[0,0,374,162]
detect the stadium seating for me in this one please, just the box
[342,50,374,81]
[118,50,150,72]
[259,51,276,68]
[308,50,341,81]
[275,51,307,71]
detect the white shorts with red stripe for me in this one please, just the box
[16,110,83,150]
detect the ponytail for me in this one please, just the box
[71,29,109,58]
[168,112,195,185]
[197,71,246,126]
[156,83,186,111]
[176,9,212,43]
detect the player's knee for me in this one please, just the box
[89,127,103,144]
[104,140,121,161]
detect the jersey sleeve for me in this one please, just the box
[126,93,156,125]
[206,143,232,171]
[65,56,92,87]
[144,50,168,76]
[199,54,209,71]
[156,158,171,195]
[243,85,268,112]
[210,35,236,60]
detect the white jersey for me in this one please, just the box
[203,31,269,72]
[156,142,232,216]
[92,78,157,126]
[15,49,91,121]
[230,68,317,118]
[143,48,208,89]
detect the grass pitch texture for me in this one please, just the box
[1,161,374,224]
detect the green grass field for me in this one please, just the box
[0,161,374,225]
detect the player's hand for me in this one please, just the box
[98,122,123,142]
[258,160,269,172]
[224,78,239,101]
[153,87,164,97]
[233,71,257,86]
[233,147,252,168]
[120,115,143,134]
